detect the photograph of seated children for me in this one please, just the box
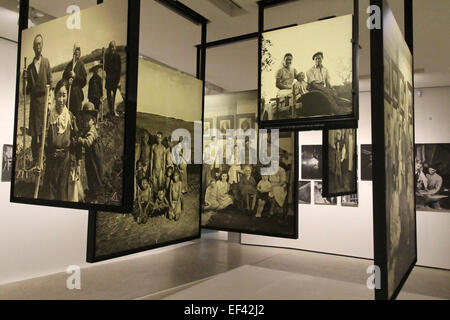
[92,58,202,259]
[201,91,297,238]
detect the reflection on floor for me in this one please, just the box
[0,239,448,300]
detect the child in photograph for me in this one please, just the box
[204,179,219,211]
[137,179,153,224]
[216,172,233,210]
[240,165,257,212]
[169,170,183,221]
[164,166,174,196]
[87,62,103,123]
[293,71,308,98]
[140,131,151,178]
[78,102,104,202]
[153,189,169,217]
[255,174,272,218]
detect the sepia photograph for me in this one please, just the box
[341,186,358,207]
[298,180,311,204]
[12,0,131,209]
[236,113,255,132]
[313,181,337,205]
[217,115,234,136]
[323,128,357,197]
[260,15,354,125]
[377,2,416,299]
[88,58,203,261]
[415,143,450,212]
[202,91,297,238]
[301,145,322,180]
[2,145,13,182]
[361,144,373,181]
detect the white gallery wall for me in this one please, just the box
[242,86,450,270]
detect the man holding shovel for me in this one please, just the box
[25,34,52,168]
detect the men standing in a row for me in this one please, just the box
[26,34,52,167]
[63,43,87,121]
[104,40,121,117]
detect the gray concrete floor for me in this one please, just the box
[0,239,448,300]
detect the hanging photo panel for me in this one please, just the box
[11,0,139,212]
[202,91,298,239]
[259,14,358,130]
[371,0,417,300]
[87,58,203,262]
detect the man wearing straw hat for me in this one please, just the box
[25,34,52,167]
[63,42,87,122]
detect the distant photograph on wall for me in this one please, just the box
[202,91,298,238]
[260,15,355,126]
[361,144,373,181]
[341,187,358,207]
[298,180,311,204]
[323,128,357,196]
[314,181,337,205]
[2,145,13,182]
[415,143,450,212]
[301,145,322,180]
[12,0,131,210]
[88,58,203,261]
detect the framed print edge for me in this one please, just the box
[370,0,389,300]
[86,210,201,263]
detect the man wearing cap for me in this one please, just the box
[25,34,52,166]
[306,52,331,89]
[63,43,87,121]
[104,40,122,117]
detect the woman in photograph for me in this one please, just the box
[275,53,298,99]
[42,79,81,201]
[269,160,287,215]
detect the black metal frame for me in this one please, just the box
[86,0,208,263]
[370,0,417,300]
[322,128,358,197]
[10,0,138,213]
[257,0,360,131]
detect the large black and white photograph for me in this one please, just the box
[323,128,357,196]
[202,91,297,238]
[298,180,311,204]
[87,58,203,261]
[415,143,450,212]
[2,145,13,182]
[313,181,337,205]
[260,15,354,125]
[301,145,322,180]
[376,2,416,299]
[361,144,373,181]
[12,0,131,209]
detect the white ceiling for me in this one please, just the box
[0,0,449,91]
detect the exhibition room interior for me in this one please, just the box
[0,0,448,301]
